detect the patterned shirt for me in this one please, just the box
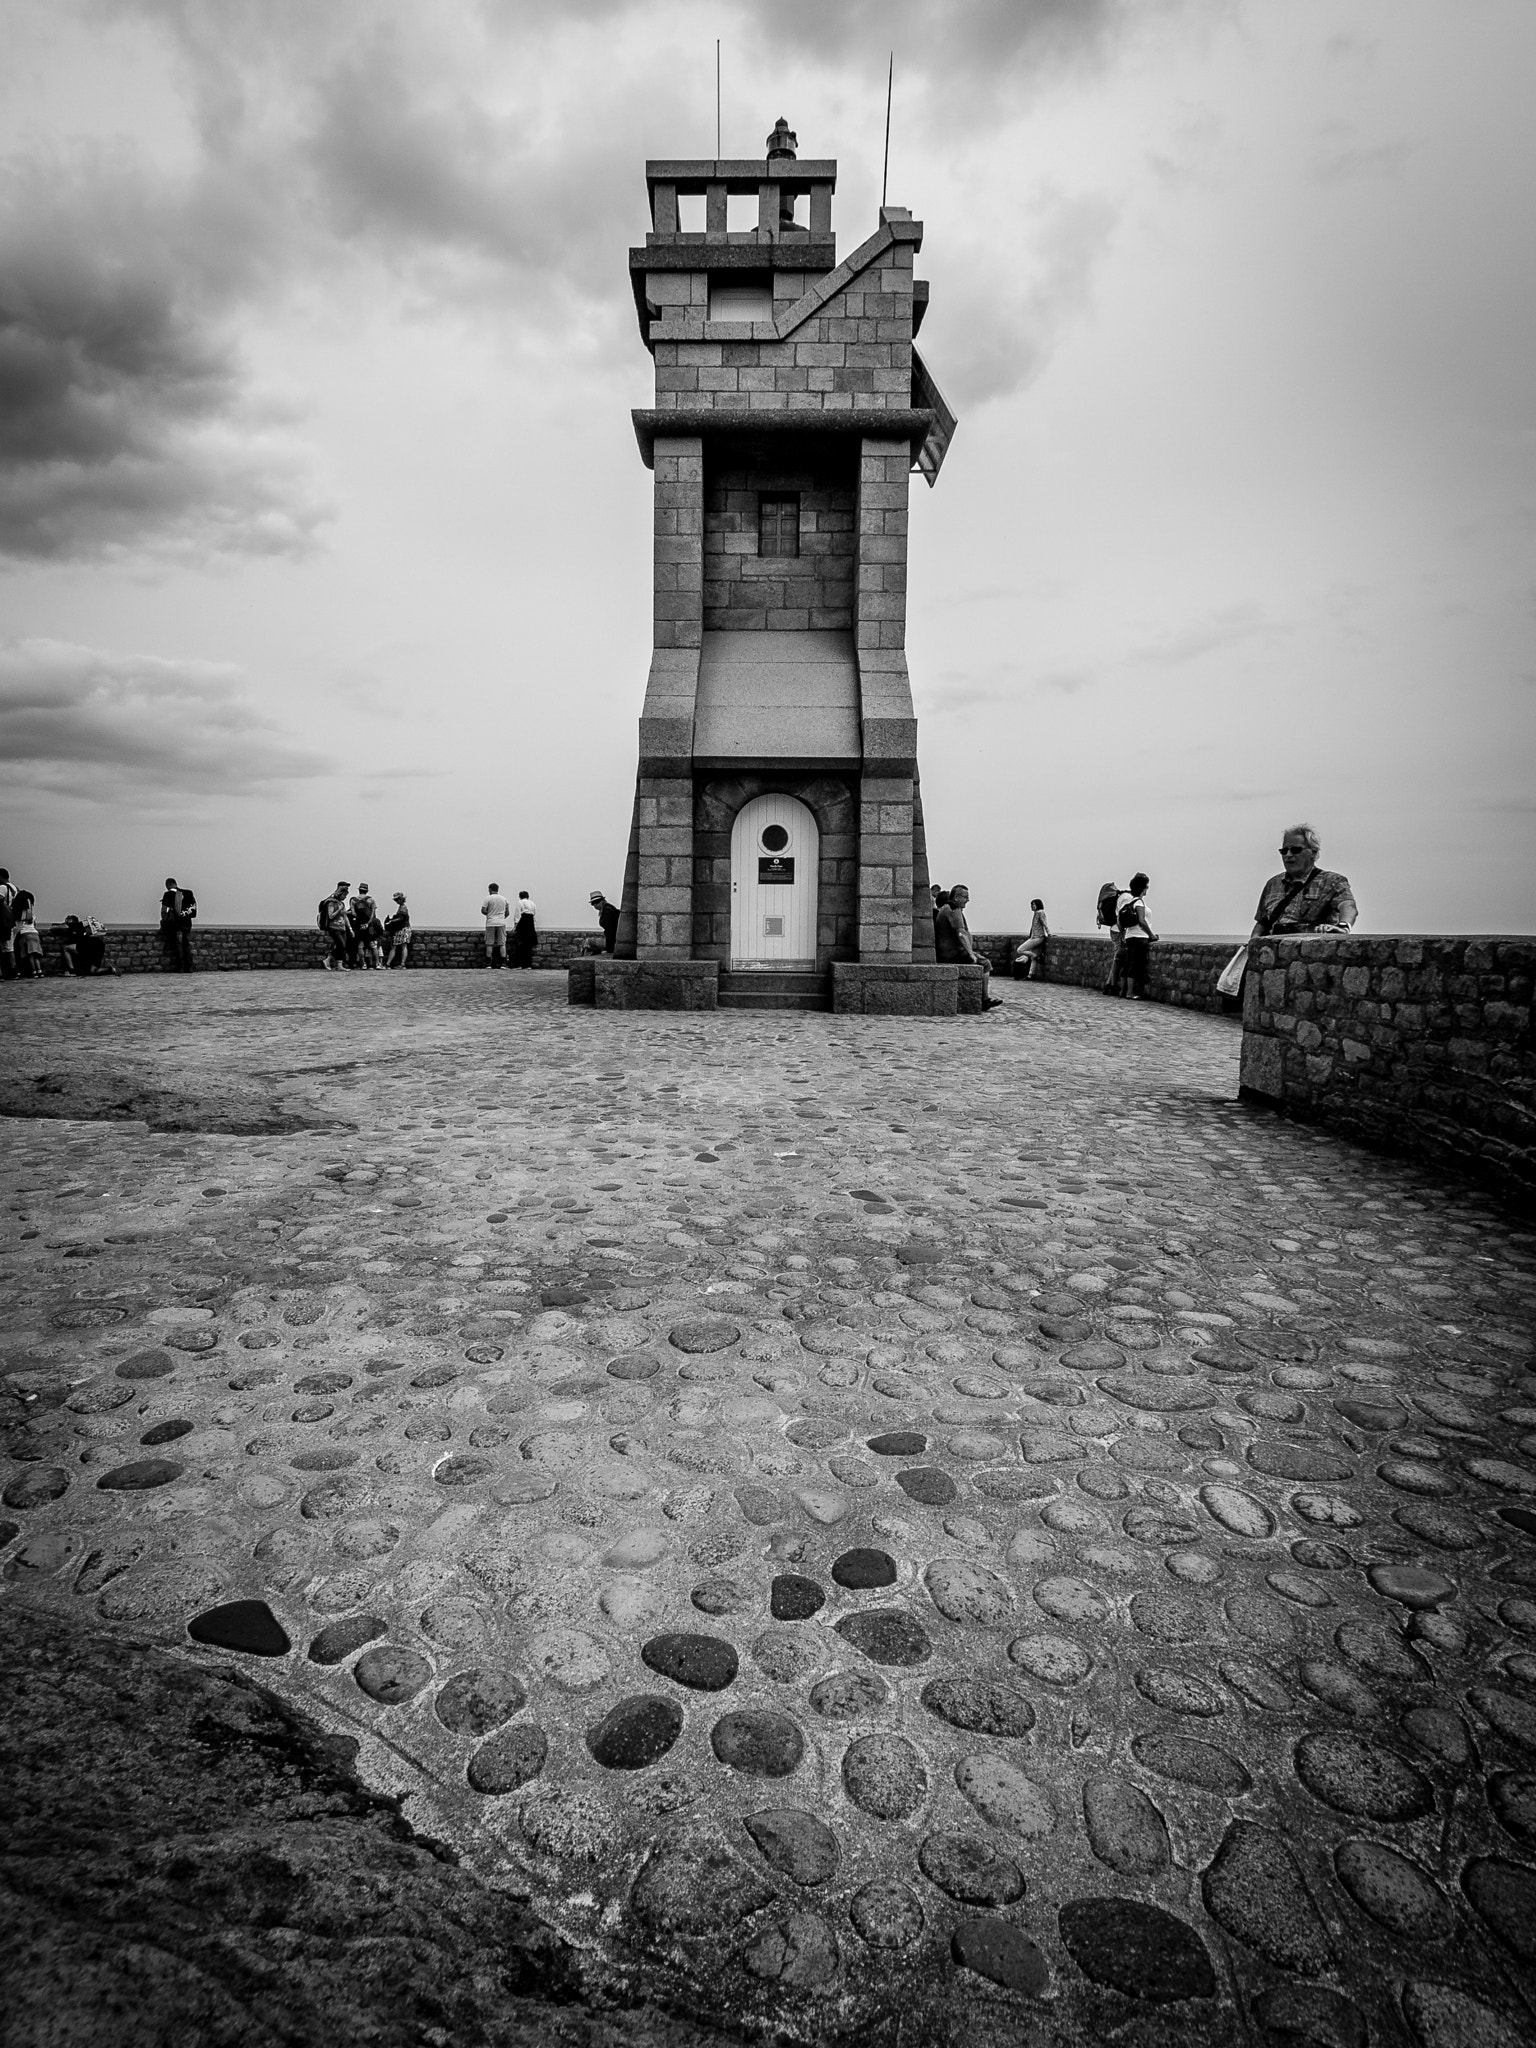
[1254,867,1357,935]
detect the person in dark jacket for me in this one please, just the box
[589,891,620,954]
[159,878,196,970]
[510,891,537,969]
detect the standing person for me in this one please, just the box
[1117,872,1158,1000]
[510,890,537,970]
[934,883,1002,1010]
[481,883,511,967]
[14,894,44,978]
[0,870,17,980]
[1251,825,1357,938]
[318,882,352,970]
[589,890,620,954]
[1016,899,1050,980]
[1096,880,1125,995]
[159,877,196,971]
[384,892,412,968]
[349,883,380,969]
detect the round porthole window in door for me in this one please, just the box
[760,823,789,852]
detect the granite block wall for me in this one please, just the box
[968,933,1239,1015]
[29,926,606,975]
[1240,935,1535,1203]
[702,440,855,630]
[646,223,918,418]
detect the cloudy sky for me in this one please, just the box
[2,0,1532,936]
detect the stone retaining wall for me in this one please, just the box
[971,932,1239,1014]
[27,925,604,975]
[1240,935,1535,1203]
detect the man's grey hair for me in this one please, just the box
[1283,823,1321,854]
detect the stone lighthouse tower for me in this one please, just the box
[580,118,959,1013]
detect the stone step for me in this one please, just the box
[718,990,830,1011]
[718,969,831,1012]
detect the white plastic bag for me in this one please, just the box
[1216,945,1247,999]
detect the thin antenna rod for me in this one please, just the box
[881,52,893,211]
[716,40,721,162]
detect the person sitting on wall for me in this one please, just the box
[1252,824,1358,939]
[1015,898,1050,980]
[159,877,196,971]
[589,890,620,955]
[935,883,1001,1010]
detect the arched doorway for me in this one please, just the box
[730,793,819,969]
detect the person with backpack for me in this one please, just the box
[318,882,353,969]
[1117,872,1158,999]
[159,877,196,970]
[1096,880,1125,994]
[349,883,381,969]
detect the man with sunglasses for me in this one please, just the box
[1251,825,1357,940]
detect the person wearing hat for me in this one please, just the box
[590,889,619,955]
[384,891,412,969]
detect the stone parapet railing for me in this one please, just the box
[1240,935,1535,1204]
[23,925,604,975]
[970,932,1239,1015]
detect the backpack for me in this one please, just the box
[1117,894,1142,934]
[316,898,329,933]
[1096,883,1120,929]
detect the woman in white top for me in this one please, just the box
[1117,872,1158,999]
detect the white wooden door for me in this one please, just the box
[730,794,818,968]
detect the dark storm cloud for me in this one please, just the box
[1,0,1194,562]
[0,639,327,796]
[0,159,328,562]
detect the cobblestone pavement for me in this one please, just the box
[3,971,1534,2047]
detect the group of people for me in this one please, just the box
[479,887,538,968]
[0,870,45,978]
[318,882,413,969]
[1089,824,1357,1000]
[1094,873,1159,999]
[2,827,1358,994]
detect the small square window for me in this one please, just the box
[759,495,799,558]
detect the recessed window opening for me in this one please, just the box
[726,191,758,233]
[761,824,790,852]
[676,192,706,232]
[710,273,772,322]
[758,494,800,558]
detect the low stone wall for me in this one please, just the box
[971,932,1239,1014]
[1240,935,1535,1203]
[28,925,604,975]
